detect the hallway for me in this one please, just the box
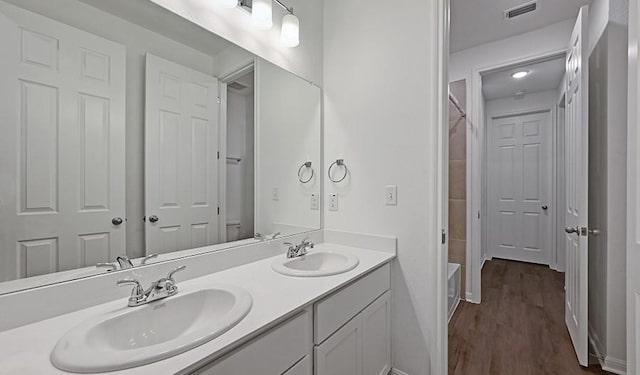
[448,259,612,375]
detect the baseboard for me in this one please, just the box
[390,368,410,375]
[602,356,627,374]
[588,323,627,374]
[481,254,489,269]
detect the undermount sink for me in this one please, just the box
[51,286,253,373]
[272,251,359,277]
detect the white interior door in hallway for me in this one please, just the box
[0,3,126,281]
[145,54,221,255]
[564,5,590,367]
[487,109,552,265]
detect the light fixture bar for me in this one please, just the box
[273,0,293,14]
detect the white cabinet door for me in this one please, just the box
[315,315,363,375]
[145,54,220,254]
[362,292,391,375]
[0,2,126,281]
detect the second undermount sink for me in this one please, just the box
[51,286,253,373]
[272,251,359,277]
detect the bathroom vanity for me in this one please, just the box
[0,242,394,374]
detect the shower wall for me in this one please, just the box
[449,79,467,298]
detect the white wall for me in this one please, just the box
[149,0,323,85]
[485,90,559,116]
[256,58,321,236]
[588,21,628,371]
[4,0,217,259]
[324,0,442,373]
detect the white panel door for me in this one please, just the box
[315,315,363,375]
[0,3,126,281]
[145,54,220,254]
[362,292,391,375]
[487,110,552,265]
[564,5,589,366]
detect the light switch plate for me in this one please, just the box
[329,194,338,211]
[311,193,319,210]
[385,185,397,206]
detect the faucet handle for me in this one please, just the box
[167,265,186,282]
[140,253,158,265]
[117,278,144,295]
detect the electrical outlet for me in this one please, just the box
[272,188,279,201]
[310,193,319,210]
[385,185,397,206]
[329,194,338,211]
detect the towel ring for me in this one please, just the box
[298,161,314,184]
[328,159,348,183]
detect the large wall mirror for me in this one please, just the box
[0,0,321,293]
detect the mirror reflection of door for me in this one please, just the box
[0,5,126,281]
[144,54,221,255]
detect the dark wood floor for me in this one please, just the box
[448,259,612,375]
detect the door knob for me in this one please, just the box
[542,205,548,210]
[565,226,579,234]
[112,217,124,226]
[148,215,159,223]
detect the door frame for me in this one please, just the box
[218,61,256,243]
[465,50,567,303]
[627,0,639,372]
[484,106,556,266]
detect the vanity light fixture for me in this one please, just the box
[281,13,300,47]
[234,0,299,47]
[216,0,239,8]
[252,0,273,30]
[511,70,529,79]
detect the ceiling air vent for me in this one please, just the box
[228,81,248,90]
[504,1,538,19]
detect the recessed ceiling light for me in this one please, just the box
[511,71,529,79]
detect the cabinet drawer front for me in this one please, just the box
[283,356,312,375]
[314,263,390,344]
[196,310,311,375]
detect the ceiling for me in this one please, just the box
[450,0,592,53]
[482,56,565,100]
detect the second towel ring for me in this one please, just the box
[328,159,348,183]
[298,161,314,184]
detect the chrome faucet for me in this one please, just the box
[285,237,314,258]
[117,265,186,307]
[96,253,158,272]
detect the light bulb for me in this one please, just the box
[252,0,273,30]
[511,71,529,79]
[216,0,238,8]
[281,14,300,47]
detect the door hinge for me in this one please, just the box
[217,97,221,104]
[217,151,220,160]
[217,207,220,215]
[441,229,446,245]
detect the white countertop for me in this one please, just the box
[0,244,394,375]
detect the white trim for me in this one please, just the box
[435,1,450,375]
[628,0,639,373]
[467,49,568,304]
[589,323,628,374]
[390,368,411,375]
